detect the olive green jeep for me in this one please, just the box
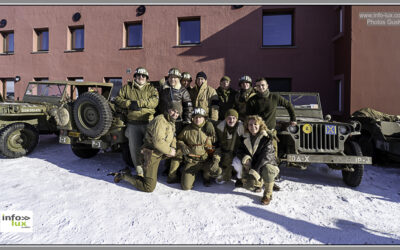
[275,92,372,187]
[0,81,75,158]
[56,81,132,161]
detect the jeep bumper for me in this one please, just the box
[284,154,372,164]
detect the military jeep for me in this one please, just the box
[275,92,372,187]
[57,81,130,160]
[0,81,72,158]
[350,108,400,164]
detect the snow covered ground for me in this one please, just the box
[1,135,400,245]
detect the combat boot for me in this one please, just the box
[235,179,243,187]
[261,182,275,205]
[113,173,123,183]
[273,183,281,191]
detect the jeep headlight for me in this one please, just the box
[339,125,349,135]
[288,125,299,134]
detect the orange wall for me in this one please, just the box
[351,6,400,115]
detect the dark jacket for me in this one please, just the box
[246,91,296,130]
[158,82,193,123]
[216,87,237,121]
[233,88,256,122]
[237,130,277,172]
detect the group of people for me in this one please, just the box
[111,66,297,205]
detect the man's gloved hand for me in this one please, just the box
[178,141,190,155]
[129,100,141,111]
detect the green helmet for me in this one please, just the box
[192,107,207,117]
[239,75,252,84]
[168,68,182,78]
[181,72,192,82]
[134,67,149,79]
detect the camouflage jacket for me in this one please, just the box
[216,87,237,121]
[188,81,219,121]
[142,113,176,157]
[237,130,277,172]
[115,81,159,123]
[233,88,256,122]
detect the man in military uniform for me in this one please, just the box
[216,76,237,121]
[112,103,180,193]
[188,71,219,122]
[115,67,159,177]
[233,75,256,122]
[159,68,193,133]
[214,109,245,184]
[176,107,222,190]
[246,77,296,191]
[181,72,193,89]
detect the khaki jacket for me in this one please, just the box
[177,121,217,159]
[215,120,245,154]
[115,81,159,122]
[233,88,257,121]
[189,81,219,121]
[142,114,176,157]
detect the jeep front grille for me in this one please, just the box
[299,124,339,152]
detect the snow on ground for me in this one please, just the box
[1,135,400,244]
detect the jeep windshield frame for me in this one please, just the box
[276,92,324,121]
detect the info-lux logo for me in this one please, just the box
[0,211,33,232]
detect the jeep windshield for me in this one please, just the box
[25,83,66,97]
[276,92,323,121]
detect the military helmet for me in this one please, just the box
[168,68,182,78]
[239,75,252,84]
[134,67,149,79]
[181,72,192,82]
[192,107,207,117]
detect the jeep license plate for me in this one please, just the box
[91,140,103,149]
[59,135,71,144]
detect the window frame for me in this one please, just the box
[69,26,84,51]
[34,28,49,52]
[262,10,294,47]
[178,17,201,46]
[1,31,14,54]
[124,21,143,48]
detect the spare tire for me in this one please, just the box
[73,92,112,138]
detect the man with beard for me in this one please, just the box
[111,103,180,193]
[214,109,245,184]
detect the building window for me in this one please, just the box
[69,26,84,50]
[178,17,200,45]
[34,28,49,52]
[265,78,292,92]
[34,77,49,82]
[1,79,15,100]
[125,22,142,47]
[67,77,84,82]
[262,11,293,46]
[105,77,122,98]
[1,31,14,53]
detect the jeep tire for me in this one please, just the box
[73,92,113,138]
[0,123,39,158]
[71,143,100,158]
[342,141,364,187]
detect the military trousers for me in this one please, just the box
[121,152,163,193]
[181,156,213,190]
[219,152,234,182]
[125,123,148,175]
